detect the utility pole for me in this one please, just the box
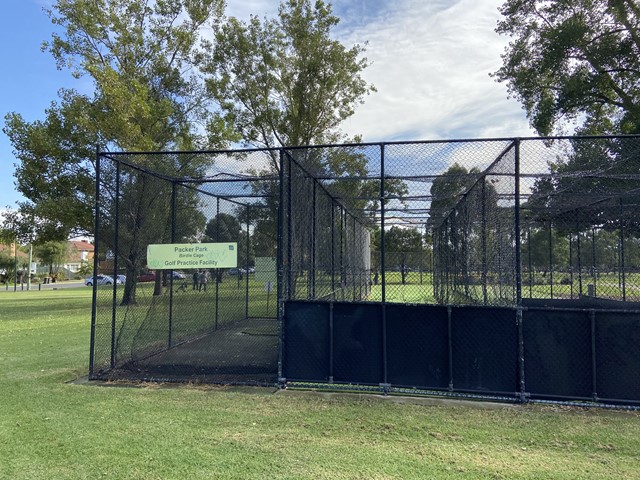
[27,244,33,291]
[13,240,17,292]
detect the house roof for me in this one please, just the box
[68,240,94,252]
[0,244,29,260]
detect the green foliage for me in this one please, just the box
[204,0,375,151]
[3,0,228,241]
[34,240,69,277]
[205,213,242,243]
[522,226,569,270]
[494,0,640,135]
[428,163,481,229]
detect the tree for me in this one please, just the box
[205,213,242,243]
[384,226,424,285]
[428,164,481,229]
[3,0,228,241]
[34,241,69,280]
[204,0,375,154]
[494,0,640,136]
[204,0,387,297]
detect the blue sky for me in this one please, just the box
[0,0,532,212]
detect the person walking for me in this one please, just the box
[199,270,208,292]
[192,270,199,290]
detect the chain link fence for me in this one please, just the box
[90,136,640,406]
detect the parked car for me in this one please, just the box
[171,271,186,279]
[85,274,115,286]
[227,268,248,275]
[137,272,156,282]
[116,275,127,284]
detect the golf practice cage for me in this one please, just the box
[90,136,640,407]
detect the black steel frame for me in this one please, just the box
[89,135,640,408]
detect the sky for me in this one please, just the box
[0,0,533,211]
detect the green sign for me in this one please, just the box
[147,243,237,270]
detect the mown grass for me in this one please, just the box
[1,288,640,479]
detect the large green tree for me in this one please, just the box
[384,226,424,285]
[494,0,640,135]
[34,240,69,280]
[204,0,374,153]
[204,0,386,297]
[3,0,228,241]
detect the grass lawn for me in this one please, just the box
[1,289,640,479]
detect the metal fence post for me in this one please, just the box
[620,199,626,301]
[548,220,553,299]
[287,154,293,300]
[590,309,598,401]
[527,227,533,298]
[380,143,388,388]
[569,233,574,299]
[89,145,101,378]
[517,306,527,402]
[311,182,316,299]
[447,305,453,391]
[331,199,336,300]
[592,228,597,297]
[277,149,286,384]
[111,160,121,367]
[329,301,334,383]
[168,181,176,348]
[215,197,220,330]
[514,139,522,305]
[481,179,488,305]
[577,225,583,295]
[245,205,250,319]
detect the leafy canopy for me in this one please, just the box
[203,0,375,151]
[494,0,640,135]
[3,0,227,241]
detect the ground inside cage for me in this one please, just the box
[109,316,279,384]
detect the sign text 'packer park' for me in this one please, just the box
[147,243,238,270]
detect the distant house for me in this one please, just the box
[0,243,29,262]
[65,240,95,273]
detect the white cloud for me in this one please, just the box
[334,0,533,142]
[224,0,532,143]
